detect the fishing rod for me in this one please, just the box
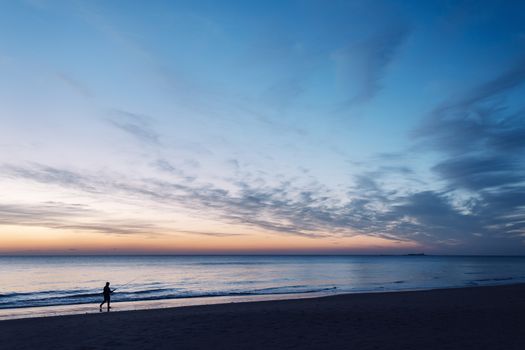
[112,276,141,292]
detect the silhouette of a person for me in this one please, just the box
[99,282,114,312]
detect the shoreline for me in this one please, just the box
[1,282,523,321]
[0,290,337,321]
[2,284,525,349]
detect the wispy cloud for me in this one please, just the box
[442,54,525,111]
[0,202,93,227]
[55,72,94,98]
[1,163,98,192]
[332,23,410,105]
[400,52,525,251]
[2,157,524,253]
[177,230,244,237]
[414,53,525,194]
[416,54,525,156]
[54,223,161,236]
[0,162,350,239]
[431,155,522,191]
[0,201,163,236]
[107,109,160,145]
[0,162,422,243]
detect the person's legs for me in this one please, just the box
[107,298,111,311]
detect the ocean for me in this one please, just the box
[1,255,525,312]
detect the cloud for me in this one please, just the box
[2,152,524,253]
[55,72,94,98]
[332,24,410,105]
[107,109,160,145]
[443,54,525,111]
[177,230,244,237]
[0,162,356,239]
[432,155,523,191]
[386,191,478,238]
[153,159,196,182]
[0,202,92,227]
[0,201,163,236]
[0,161,457,244]
[54,223,160,236]
[416,54,525,154]
[402,52,525,251]
[1,163,98,192]
[226,159,240,171]
[414,53,525,192]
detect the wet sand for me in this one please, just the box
[1,284,524,349]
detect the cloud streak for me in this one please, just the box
[403,51,525,251]
[1,151,524,253]
[0,202,164,236]
[107,110,160,145]
[332,24,410,105]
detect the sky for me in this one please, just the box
[1,0,525,255]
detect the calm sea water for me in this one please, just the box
[1,255,525,310]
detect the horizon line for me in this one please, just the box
[1,253,525,257]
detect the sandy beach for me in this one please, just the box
[1,284,524,349]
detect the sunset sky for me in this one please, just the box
[1,0,524,255]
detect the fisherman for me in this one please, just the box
[99,282,114,312]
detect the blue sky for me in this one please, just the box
[1,0,524,254]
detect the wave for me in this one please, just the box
[0,285,337,310]
[0,289,93,298]
[472,277,514,282]
[192,262,276,266]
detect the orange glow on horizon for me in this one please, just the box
[0,225,421,255]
